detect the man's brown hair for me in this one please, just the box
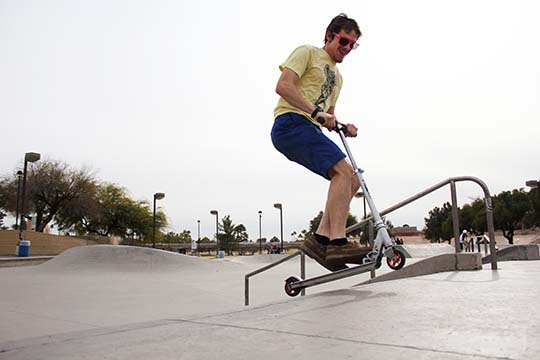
[324,13,361,43]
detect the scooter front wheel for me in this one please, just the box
[386,248,406,270]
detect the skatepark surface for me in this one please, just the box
[1,245,539,359]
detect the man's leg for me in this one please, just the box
[316,159,359,239]
[300,159,360,272]
[318,159,373,266]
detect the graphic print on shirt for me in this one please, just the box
[314,65,337,109]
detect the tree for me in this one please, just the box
[178,230,192,243]
[200,236,211,243]
[56,183,167,241]
[0,210,7,230]
[0,180,8,218]
[524,188,540,228]
[162,232,178,243]
[0,160,98,232]
[290,231,298,241]
[423,202,453,243]
[492,189,531,244]
[218,215,248,254]
[425,189,538,245]
[163,230,192,244]
[459,198,487,234]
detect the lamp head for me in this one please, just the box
[210,210,218,216]
[24,152,40,163]
[273,203,282,209]
[154,192,165,200]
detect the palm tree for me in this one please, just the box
[219,215,248,254]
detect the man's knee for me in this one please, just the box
[329,160,360,194]
[329,159,354,180]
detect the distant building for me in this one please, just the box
[393,225,422,237]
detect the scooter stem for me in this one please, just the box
[334,124,394,251]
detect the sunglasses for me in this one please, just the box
[333,33,359,50]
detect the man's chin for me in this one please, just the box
[334,54,346,63]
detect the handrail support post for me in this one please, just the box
[450,181,461,253]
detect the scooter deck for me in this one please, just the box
[288,260,378,292]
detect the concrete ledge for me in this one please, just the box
[399,244,455,258]
[357,253,482,286]
[482,244,540,264]
[0,256,54,268]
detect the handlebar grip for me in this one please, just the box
[316,117,344,132]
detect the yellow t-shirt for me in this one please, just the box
[274,45,343,126]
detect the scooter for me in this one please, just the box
[284,122,406,297]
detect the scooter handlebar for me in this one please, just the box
[316,117,345,132]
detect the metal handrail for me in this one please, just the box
[347,176,497,270]
[244,250,305,306]
[244,176,498,306]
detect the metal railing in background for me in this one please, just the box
[347,176,497,270]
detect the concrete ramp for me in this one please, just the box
[483,244,540,264]
[3,260,540,359]
[39,245,224,272]
[357,253,482,286]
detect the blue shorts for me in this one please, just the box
[271,112,346,180]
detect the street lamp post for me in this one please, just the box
[273,203,283,252]
[197,220,201,241]
[152,192,165,248]
[210,210,219,255]
[19,152,40,241]
[14,171,23,230]
[258,210,262,254]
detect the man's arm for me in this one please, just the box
[327,106,358,138]
[275,68,336,129]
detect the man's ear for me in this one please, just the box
[325,31,332,42]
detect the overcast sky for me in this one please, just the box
[1,0,539,241]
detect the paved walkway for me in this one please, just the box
[0,245,538,359]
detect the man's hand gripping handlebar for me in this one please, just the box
[316,116,358,138]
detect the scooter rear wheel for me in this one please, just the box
[386,248,406,270]
[284,276,303,297]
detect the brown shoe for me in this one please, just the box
[300,236,348,272]
[326,241,373,267]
